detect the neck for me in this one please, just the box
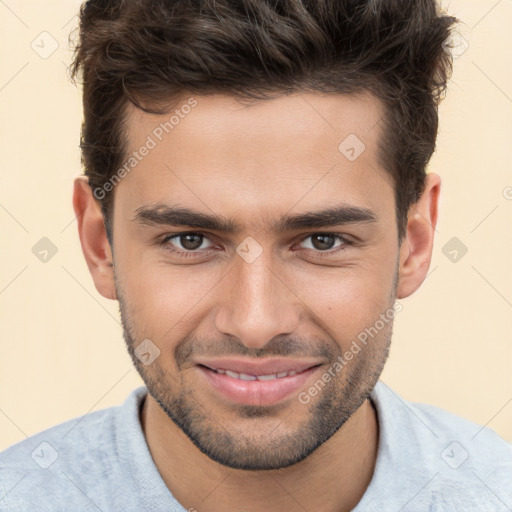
[140,395,379,512]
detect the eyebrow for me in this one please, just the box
[132,203,378,234]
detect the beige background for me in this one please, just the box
[0,0,511,452]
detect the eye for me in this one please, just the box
[297,233,350,254]
[160,232,215,258]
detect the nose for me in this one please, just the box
[214,247,302,350]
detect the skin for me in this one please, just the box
[73,91,440,512]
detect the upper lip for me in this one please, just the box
[195,357,323,376]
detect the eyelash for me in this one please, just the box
[159,231,354,259]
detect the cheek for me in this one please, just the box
[119,254,225,334]
[290,261,396,345]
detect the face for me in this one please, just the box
[110,92,401,470]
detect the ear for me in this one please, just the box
[396,173,441,299]
[72,176,117,300]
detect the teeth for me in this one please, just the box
[239,372,257,381]
[257,374,277,381]
[213,368,302,380]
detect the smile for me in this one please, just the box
[211,367,302,381]
[196,363,323,406]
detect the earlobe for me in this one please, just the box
[396,173,441,299]
[73,176,117,300]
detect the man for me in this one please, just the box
[1,0,511,510]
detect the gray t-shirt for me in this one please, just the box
[1,381,511,511]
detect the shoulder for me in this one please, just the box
[407,391,512,464]
[363,382,512,510]
[0,406,115,510]
[0,387,147,511]
[0,404,113,462]
[372,380,512,458]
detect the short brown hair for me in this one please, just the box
[69,0,457,243]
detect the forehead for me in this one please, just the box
[116,91,394,230]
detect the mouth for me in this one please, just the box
[195,360,324,406]
[202,366,312,381]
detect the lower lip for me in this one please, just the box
[196,365,321,406]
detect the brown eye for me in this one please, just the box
[310,234,336,250]
[161,232,214,255]
[299,234,347,252]
[178,233,205,250]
